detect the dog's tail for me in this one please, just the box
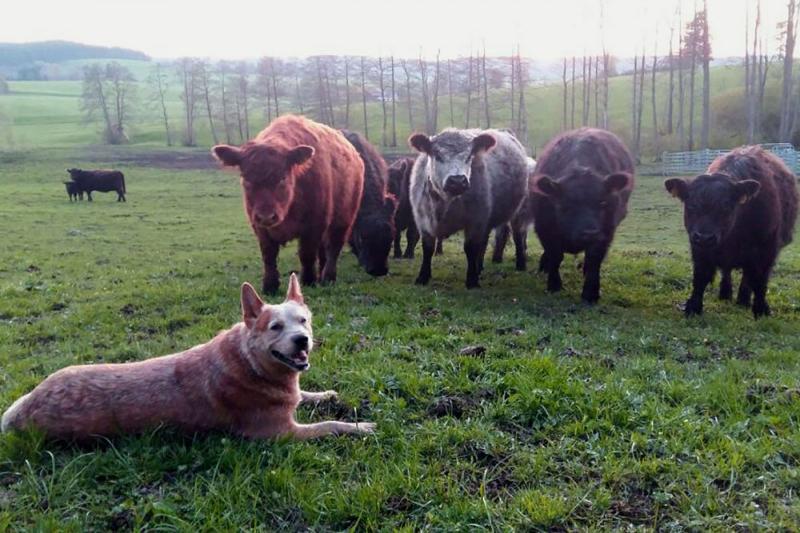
[1,393,30,433]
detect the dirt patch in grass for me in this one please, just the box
[81,147,216,171]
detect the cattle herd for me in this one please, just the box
[65,114,798,319]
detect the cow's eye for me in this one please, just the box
[270,323,284,331]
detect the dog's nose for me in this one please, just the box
[293,335,309,350]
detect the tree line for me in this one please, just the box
[79,1,800,158]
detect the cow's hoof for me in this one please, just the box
[683,299,703,316]
[465,280,481,289]
[752,302,771,318]
[415,275,430,286]
[581,292,600,304]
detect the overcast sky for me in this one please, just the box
[1,0,786,60]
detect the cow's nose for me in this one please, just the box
[293,335,309,350]
[256,213,279,226]
[444,175,469,195]
[691,231,717,247]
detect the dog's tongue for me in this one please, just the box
[296,350,309,362]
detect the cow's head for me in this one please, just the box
[409,130,496,198]
[533,167,632,248]
[665,173,760,250]
[212,142,314,229]
[352,194,398,276]
[387,158,412,199]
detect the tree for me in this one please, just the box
[562,57,568,130]
[391,56,397,147]
[196,60,219,145]
[667,21,675,134]
[571,56,576,128]
[378,56,388,146]
[482,47,491,128]
[778,0,798,141]
[360,56,369,140]
[465,53,474,128]
[217,61,234,144]
[146,63,172,146]
[344,57,351,128]
[700,0,711,148]
[401,59,415,131]
[81,62,135,144]
[177,57,199,146]
[651,42,661,156]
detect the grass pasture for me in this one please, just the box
[0,146,799,530]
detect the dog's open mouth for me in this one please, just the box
[271,349,310,371]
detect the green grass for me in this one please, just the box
[0,61,773,159]
[0,146,798,529]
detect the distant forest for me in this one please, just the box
[0,41,149,79]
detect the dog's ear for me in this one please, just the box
[241,282,264,328]
[285,273,304,305]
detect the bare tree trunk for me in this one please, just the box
[361,56,369,140]
[594,55,600,126]
[571,56,576,129]
[271,59,280,117]
[779,0,798,141]
[700,0,711,148]
[667,25,675,134]
[516,49,529,148]
[562,57,568,130]
[510,53,516,128]
[581,55,588,125]
[465,54,473,128]
[677,5,685,149]
[391,56,397,147]
[602,53,610,129]
[151,63,172,146]
[632,54,638,148]
[315,57,328,124]
[419,54,431,133]
[447,58,455,127]
[197,61,218,145]
[482,47,490,128]
[652,45,661,156]
[688,28,697,151]
[402,59,414,131]
[344,57,351,128]
[379,57,388,146]
[219,63,232,144]
[295,72,304,115]
[431,51,441,133]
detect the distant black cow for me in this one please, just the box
[530,128,635,303]
[63,181,84,202]
[388,157,419,259]
[66,168,126,202]
[665,146,799,318]
[341,131,398,277]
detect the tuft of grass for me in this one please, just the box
[0,146,798,529]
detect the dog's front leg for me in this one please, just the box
[300,390,338,404]
[289,421,376,440]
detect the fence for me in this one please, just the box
[662,143,800,175]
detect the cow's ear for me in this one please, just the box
[241,282,265,328]
[604,172,631,193]
[287,145,315,167]
[534,175,560,197]
[383,194,398,215]
[212,145,242,167]
[409,133,432,154]
[470,133,496,157]
[735,179,761,204]
[664,178,689,201]
[285,273,304,305]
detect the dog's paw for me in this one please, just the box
[354,422,376,434]
[321,390,338,401]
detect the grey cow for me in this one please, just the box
[408,128,529,288]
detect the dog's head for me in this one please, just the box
[240,274,313,373]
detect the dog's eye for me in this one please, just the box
[298,317,307,324]
[270,323,284,331]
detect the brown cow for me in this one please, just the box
[212,115,365,294]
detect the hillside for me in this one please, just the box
[0,41,150,80]
[0,60,773,159]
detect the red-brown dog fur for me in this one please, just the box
[1,274,375,440]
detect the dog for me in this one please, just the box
[1,274,375,440]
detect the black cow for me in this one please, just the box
[665,146,799,318]
[66,168,126,202]
[63,181,84,202]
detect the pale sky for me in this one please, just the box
[1,0,786,60]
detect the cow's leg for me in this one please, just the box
[435,239,444,256]
[87,191,93,202]
[719,268,733,301]
[298,236,321,287]
[464,231,489,289]
[320,226,348,285]
[255,229,281,295]
[492,224,510,263]
[581,243,609,304]
[404,223,419,259]
[415,234,436,285]
[538,251,549,273]
[744,256,775,318]
[684,258,715,316]
[736,277,752,308]
[393,228,403,258]
[511,219,528,272]
[317,244,327,275]
[545,248,564,292]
